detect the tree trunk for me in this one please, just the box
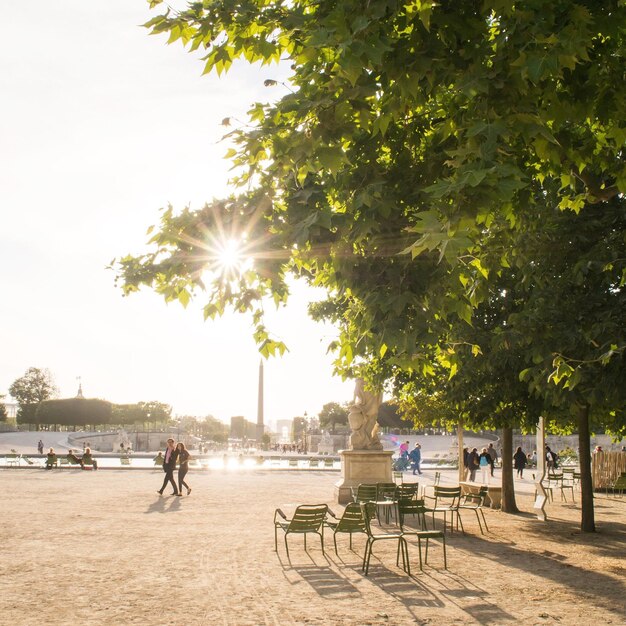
[500,426,519,513]
[577,404,595,532]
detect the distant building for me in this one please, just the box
[230,415,257,441]
[276,419,292,442]
[2,401,18,419]
[292,417,307,442]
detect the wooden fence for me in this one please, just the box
[591,451,626,489]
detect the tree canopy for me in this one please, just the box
[36,398,113,428]
[9,368,58,421]
[318,401,349,433]
[118,0,626,530]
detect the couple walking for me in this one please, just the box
[157,438,191,497]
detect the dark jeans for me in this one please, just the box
[160,466,178,494]
[178,466,190,492]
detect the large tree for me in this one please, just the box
[118,1,626,530]
[9,367,58,427]
[318,402,349,434]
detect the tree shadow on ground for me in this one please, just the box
[430,570,517,624]
[453,526,626,607]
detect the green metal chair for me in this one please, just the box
[423,486,464,533]
[323,458,335,468]
[45,454,58,469]
[325,503,367,554]
[352,483,378,504]
[458,486,489,534]
[376,482,398,524]
[607,472,626,497]
[6,453,21,467]
[274,504,328,557]
[308,458,319,468]
[396,489,428,530]
[396,482,420,501]
[547,471,574,502]
[360,503,410,576]
[397,504,446,571]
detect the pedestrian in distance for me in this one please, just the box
[545,445,558,470]
[487,443,498,477]
[399,440,410,458]
[82,447,98,470]
[45,448,57,470]
[157,438,179,496]
[66,449,84,467]
[479,448,491,484]
[513,446,527,478]
[176,442,192,495]
[468,448,480,482]
[409,442,422,475]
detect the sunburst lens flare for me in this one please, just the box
[218,239,242,270]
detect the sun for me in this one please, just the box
[217,239,243,271]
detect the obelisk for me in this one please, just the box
[256,360,265,445]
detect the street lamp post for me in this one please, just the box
[303,411,308,455]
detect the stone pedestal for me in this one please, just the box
[334,449,394,504]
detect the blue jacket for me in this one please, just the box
[409,447,421,463]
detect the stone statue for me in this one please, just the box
[112,429,131,453]
[348,378,383,450]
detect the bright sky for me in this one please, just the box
[0,1,354,426]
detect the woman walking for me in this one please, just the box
[177,442,192,495]
[513,446,527,478]
[479,448,491,484]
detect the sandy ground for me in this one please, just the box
[1,467,624,626]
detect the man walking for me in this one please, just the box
[487,443,498,477]
[409,442,422,475]
[157,438,180,496]
[468,448,480,482]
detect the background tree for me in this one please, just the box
[198,415,229,443]
[377,402,409,431]
[138,400,172,429]
[318,402,349,434]
[0,395,8,423]
[36,399,112,430]
[9,367,58,428]
[111,403,147,427]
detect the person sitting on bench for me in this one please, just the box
[45,448,57,469]
[66,449,84,467]
[82,447,98,470]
